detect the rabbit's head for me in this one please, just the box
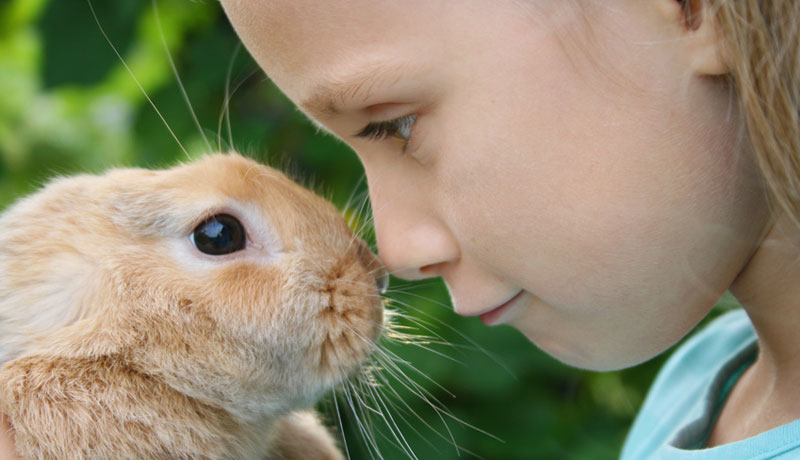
[0,153,385,419]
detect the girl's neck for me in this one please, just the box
[711,213,800,445]
[731,213,800,372]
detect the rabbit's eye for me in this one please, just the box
[190,214,246,255]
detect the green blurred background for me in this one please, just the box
[0,1,736,458]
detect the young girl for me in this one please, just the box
[1,0,797,458]
[217,0,799,457]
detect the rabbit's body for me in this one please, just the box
[0,153,384,459]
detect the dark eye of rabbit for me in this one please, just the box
[190,214,246,255]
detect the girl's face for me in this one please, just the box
[223,0,769,370]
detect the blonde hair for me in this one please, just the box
[711,0,800,225]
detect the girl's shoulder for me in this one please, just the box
[621,309,758,459]
[656,309,756,388]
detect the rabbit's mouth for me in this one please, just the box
[311,262,385,379]
[315,292,384,378]
[295,236,387,381]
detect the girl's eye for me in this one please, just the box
[190,214,246,255]
[354,114,417,145]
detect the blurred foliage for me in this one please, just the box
[0,1,737,459]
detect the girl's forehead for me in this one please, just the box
[222,0,558,87]
[223,0,412,73]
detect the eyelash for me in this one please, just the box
[355,114,417,145]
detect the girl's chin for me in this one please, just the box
[510,319,657,372]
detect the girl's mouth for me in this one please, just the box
[480,290,524,326]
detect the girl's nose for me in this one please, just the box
[371,196,460,281]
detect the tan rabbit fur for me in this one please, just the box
[0,153,385,459]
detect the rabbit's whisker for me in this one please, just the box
[331,388,353,460]
[341,193,375,257]
[347,380,393,459]
[87,0,189,158]
[359,376,421,460]
[347,310,503,455]
[342,176,367,228]
[342,380,385,460]
[151,0,212,154]
[345,375,386,460]
[371,373,478,458]
[348,323,455,412]
[216,43,261,152]
[367,354,469,457]
[349,366,423,460]
[386,294,516,378]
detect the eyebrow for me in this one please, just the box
[300,62,407,118]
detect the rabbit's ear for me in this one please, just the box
[0,262,131,364]
[0,251,98,365]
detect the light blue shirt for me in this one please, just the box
[622,309,800,459]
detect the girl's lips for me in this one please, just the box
[480,290,524,326]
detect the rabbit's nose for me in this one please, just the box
[375,268,389,293]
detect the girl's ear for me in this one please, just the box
[657,0,729,76]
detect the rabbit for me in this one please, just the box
[0,152,387,460]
